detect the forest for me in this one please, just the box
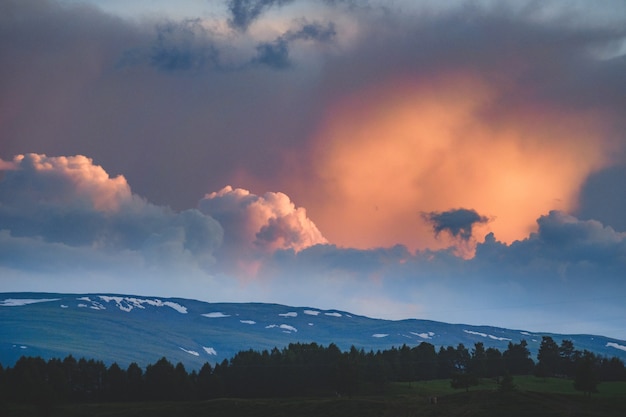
[1,337,625,407]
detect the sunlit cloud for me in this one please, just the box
[289,74,612,252]
[198,185,327,254]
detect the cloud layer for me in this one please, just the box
[1,153,624,338]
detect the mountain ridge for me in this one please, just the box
[2,292,625,370]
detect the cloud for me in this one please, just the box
[254,39,290,69]
[423,208,490,241]
[254,21,336,68]
[498,210,626,264]
[149,19,220,71]
[279,73,612,252]
[0,153,625,338]
[255,210,626,336]
[576,164,626,232]
[5,0,623,245]
[0,154,223,268]
[198,186,326,255]
[227,0,295,31]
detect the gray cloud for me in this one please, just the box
[476,210,626,268]
[254,39,290,69]
[227,0,295,31]
[576,164,626,232]
[259,210,626,337]
[254,21,336,68]
[422,208,490,241]
[149,19,220,72]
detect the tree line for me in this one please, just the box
[1,337,624,407]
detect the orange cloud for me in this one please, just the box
[283,74,612,252]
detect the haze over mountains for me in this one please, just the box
[2,293,625,370]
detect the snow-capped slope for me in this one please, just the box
[1,292,625,370]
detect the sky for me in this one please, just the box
[1,0,626,339]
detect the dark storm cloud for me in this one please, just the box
[227,0,295,31]
[422,209,490,241]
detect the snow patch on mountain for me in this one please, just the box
[266,324,297,333]
[304,310,320,316]
[325,312,342,317]
[372,334,389,338]
[280,324,297,333]
[0,298,60,306]
[97,296,188,314]
[411,331,435,339]
[607,342,626,352]
[202,312,230,318]
[464,329,512,341]
[240,320,256,324]
[203,347,217,356]
[279,312,297,317]
[75,297,106,310]
[162,302,187,314]
[180,347,200,356]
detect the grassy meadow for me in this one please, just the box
[3,376,626,417]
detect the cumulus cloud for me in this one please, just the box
[0,153,132,212]
[198,186,326,255]
[0,154,223,267]
[476,210,626,268]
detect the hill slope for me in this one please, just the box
[1,292,625,369]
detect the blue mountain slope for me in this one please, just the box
[1,292,625,370]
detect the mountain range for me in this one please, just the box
[2,292,625,370]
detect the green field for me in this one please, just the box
[393,375,626,398]
[4,377,626,417]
